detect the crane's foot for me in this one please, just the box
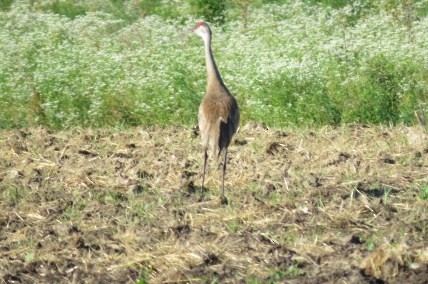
[219,195,228,205]
[198,186,209,202]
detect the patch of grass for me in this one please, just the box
[135,263,154,284]
[367,241,376,251]
[62,206,81,220]
[127,195,157,223]
[248,182,261,197]
[286,262,305,277]
[1,186,28,205]
[25,252,35,263]
[267,262,305,282]
[61,198,86,220]
[268,191,283,205]
[279,234,297,246]
[366,237,378,251]
[245,275,263,284]
[419,185,428,200]
[104,191,128,205]
[225,218,241,233]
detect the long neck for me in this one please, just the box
[203,35,225,91]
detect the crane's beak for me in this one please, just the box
[187,27,195,33]
[179,27,194,37]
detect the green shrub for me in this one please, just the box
[42,0,86,19]
[189,0,227,24]
[0,0,13,11]
[420,186,428,200]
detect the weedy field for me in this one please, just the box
[1,1,427,129]
[0,124,427,283]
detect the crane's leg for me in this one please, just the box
[201,149,208,198]
[221,148,228,198]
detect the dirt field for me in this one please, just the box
[0,124,427,283]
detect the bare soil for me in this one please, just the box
[0,124,427,283]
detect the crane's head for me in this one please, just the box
[192,22,211,42]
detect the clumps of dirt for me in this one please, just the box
[356,183,400,198]
[78,149,98,157]
[137,169,153,179]
[267,245,299,269]
[173,224,191,238]
[203,252,221,266]
[0,124,427,283]
[349,234,364,245]
[326,151,352,166]
[266,141,294,155]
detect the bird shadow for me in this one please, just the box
[182,181,228,205]
[189,183,227,204]
[182,181,209,198]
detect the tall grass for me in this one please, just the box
[0,0,427,129]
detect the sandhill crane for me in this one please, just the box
[192,22,240,204]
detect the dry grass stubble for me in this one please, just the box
[0,124,427,283]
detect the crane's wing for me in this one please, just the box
[218,97,239,156]
[199,94,239,156]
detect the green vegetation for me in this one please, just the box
[0,0,427,129]
[190,0,227,24]
[1,186,27,205]
[24,252,35,263]
[420,185,428,200]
